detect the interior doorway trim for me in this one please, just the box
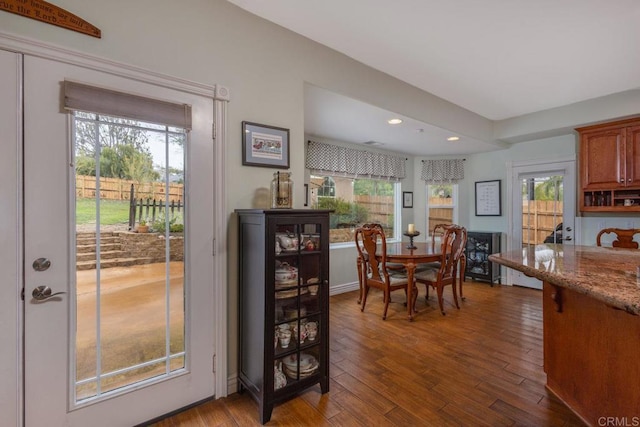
[0,29,230,399]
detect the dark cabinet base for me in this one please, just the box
[464,231,501,285]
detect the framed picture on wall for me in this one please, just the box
[403,191,413,208]
[242,121,290,168]
[475,180,502,216]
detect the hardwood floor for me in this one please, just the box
[150,282,585,426]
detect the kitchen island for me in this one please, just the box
[489,244,640,426]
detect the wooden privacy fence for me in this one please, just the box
[128,184,183,229]
[427,197,453,235]
[354,194,394,227]
[522,200,563,244]
[76,175,183,202]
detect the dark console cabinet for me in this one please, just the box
[464,231,501,285]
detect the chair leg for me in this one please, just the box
[356,257,363,304]
[451,281,460,310]
[436,285,446,315]
[361,286,370,312]
[382,289,390,320]
[411,283,418,314]
[459,256,466,301]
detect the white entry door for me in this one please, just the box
[508,160,576,289]
[24,56,216,426]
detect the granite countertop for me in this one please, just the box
[489,244,640,315]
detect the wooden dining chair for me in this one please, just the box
[355,223,404,304]
[414,225,467,315]
[596,228,640,249]
[355,224,411,320]
[422,223,468,300]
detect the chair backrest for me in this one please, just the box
[431,223,454,251]
[596,228,640,249]
[437,225,467,281]
[354,224,390,285]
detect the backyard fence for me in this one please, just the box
[76,175,183,202]
[354,194,394,227]
[522,200,563,245]
[128,184,183,229]
[427,197,454,235]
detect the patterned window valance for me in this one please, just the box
[421,159,465,184]
[305,141,406,181]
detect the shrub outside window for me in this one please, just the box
[310,175,399,244]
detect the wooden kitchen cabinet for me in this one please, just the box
[578,118,640,212]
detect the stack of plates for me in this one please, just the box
[282,353,319,379]
[276,287,308,299]
[275,279,298,290]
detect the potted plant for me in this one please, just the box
[137,219,149,233]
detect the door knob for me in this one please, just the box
[32,285,66,302]
[32,258,51,271]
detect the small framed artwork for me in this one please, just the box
[403,191,413,208]
[242,121,290,168]
[475,180,502,216]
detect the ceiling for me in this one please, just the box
[227,0,640,156]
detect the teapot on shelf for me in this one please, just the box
[276,231,299,251]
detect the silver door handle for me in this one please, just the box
[32,286,66,301]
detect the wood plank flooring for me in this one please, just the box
[150,282,586,426]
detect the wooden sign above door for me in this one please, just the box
[0,0,101,38]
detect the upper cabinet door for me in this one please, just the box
[625,126,640,187]
[581,128,625,190]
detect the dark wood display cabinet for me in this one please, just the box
[236,209,331,424]
[464,231,501,285]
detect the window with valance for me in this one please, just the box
[420,159,464,184]
[306,140,406,181]
[421,159,464,234]
[305,141,405,244]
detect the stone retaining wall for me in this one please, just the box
[117,232,184,262]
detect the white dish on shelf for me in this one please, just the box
[282,353,316,370]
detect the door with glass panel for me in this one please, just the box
[509,161,575,289]
[23,56,215,426]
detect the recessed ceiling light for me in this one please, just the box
[387,118,403,125]
[447,136,460,141]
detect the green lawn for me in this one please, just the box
[76,198,130,225]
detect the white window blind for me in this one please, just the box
[63,80,192,130]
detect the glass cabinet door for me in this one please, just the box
[273,221,323,391]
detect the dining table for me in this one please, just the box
[384,242,442,320]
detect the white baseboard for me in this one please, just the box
[227,373,238,395]
[329,281,359,296]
